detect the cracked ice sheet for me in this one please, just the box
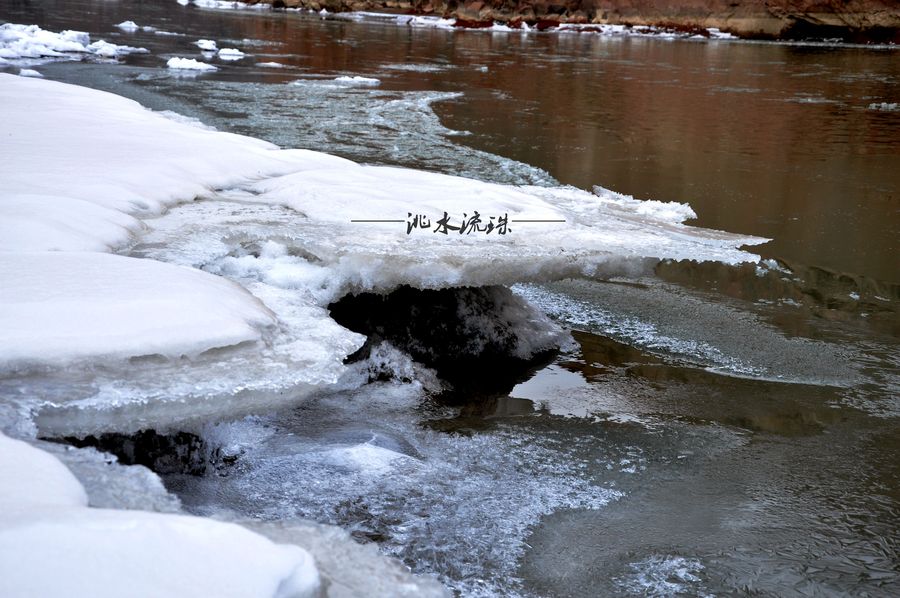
[0,73,765,436]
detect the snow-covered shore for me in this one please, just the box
[0,431,322,598]
[0,72,765,437]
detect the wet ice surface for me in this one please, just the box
[513,277,863,386]
[166,384,627,596]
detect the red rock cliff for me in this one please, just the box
[258,0,900,41]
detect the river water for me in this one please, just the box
[2,1,899,596]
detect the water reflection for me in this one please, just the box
[4,1,896,281]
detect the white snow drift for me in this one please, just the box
[0,431,320,598]
[0,252,275,371]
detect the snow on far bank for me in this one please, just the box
[167,56,218,70]
[0,23,147,63]
[0,431,321,598]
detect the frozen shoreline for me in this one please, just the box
[0,71,765,436]
[0,70,763,597]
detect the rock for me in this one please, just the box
[246,0,899,41]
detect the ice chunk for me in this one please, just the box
[167,56,218,70]
[0,23,146,62]
[115,20,140,32]
[245,519,450,598]
[0,431,321,598]
[88,39,148,58]
[0,252,275,370]
[258,61,286,68]
[17,68,42,77]
[194,38,218,51]
[41,442,182,512]
[334,75,380,86]
[218,47,245,60]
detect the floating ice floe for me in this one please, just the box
[17,68,42,77]
[115,20,140,32]
[166,56,218,70]
[0,23,147,63]
[0,73,765,436]
[258,61,286,68]
[334,75,381,86]
[218,47,246,60]
[194,38,218,51]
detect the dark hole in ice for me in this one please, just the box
[328,285,557,395]
[49,429,235,476]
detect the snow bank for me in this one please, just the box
[0,23,147,62]
[0,74,315,240]
[0,252,275,370]
[167,56,218,70]
[0,431,320,598]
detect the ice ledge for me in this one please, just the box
[0,73,765,435]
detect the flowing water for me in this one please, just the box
[2,1,899,596]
